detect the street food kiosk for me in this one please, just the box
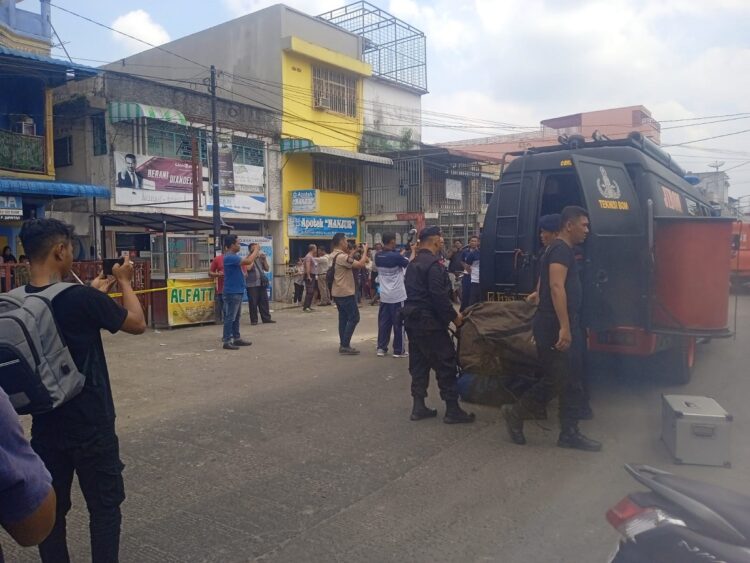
[99,212,230,328]
[150,232,214,327]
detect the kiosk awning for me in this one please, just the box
[285,145,393,166]
[98,211,233,233]
[109,102,187,125]
[0,178,110,198]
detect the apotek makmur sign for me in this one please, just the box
[287,215,357,238]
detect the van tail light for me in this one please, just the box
[606,496,685,541]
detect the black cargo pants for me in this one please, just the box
[32,427,125,563]
[406,328,460,401]
[514,326,586,430]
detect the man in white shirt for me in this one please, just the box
[375,233,415,357]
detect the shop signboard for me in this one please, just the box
[114,150,266,215]
[166,278,215,326]
[234,164,265,194]
[291,189,319,213]
[206,139,267,215]
[0,195,22,221]
[206,193,266,215]
[288,215,357,239]
[215,139,235,194]
[113,151,204,209]
[238,235,274,300]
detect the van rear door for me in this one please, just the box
[569,155,645,329]
[481,174,540,298]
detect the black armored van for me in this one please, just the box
[480,132,733,384]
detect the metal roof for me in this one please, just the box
[0,45,98,85]
[98,211,233,233]
[287,145,393,166]
[0,177,110,198]
[379,147,499,165]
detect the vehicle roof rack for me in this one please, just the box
[502,132,686,179]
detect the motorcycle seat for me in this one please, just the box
[654,473,750,544]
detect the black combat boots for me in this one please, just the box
[558,424,602,452]
[501,404,526,445]
[443,400,476,424]
[410,397,438,421]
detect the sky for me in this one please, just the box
[41,0,750,197]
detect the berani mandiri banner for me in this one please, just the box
[113,151,266,214]
[113,151,204,208]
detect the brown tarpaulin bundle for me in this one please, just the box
[456,300,542,410]
[457,300,540,377]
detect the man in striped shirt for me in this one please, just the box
[375,233,415,358]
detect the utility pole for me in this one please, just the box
[210,65,221,255]
[191,131,199,218]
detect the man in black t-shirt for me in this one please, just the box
[501,206,601,452]
[18,219,146,562]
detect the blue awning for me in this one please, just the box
[0,178,110,198]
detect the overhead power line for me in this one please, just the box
[49,2,208,70]
[664,128,750,147]
[48,3,750,155]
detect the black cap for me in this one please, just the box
[539,213,561,232]
[418,226,442,240]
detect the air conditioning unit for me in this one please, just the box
[314,97,331,110]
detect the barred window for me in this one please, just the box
[232,137,264,166]
[481,177,495,205]
[91,114,107,156]
[146,120,207,165]
[312,66,357,118]
[314,160,360,194]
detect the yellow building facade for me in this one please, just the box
[280,37,372,260]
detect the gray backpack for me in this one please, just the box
[0,283,85,415]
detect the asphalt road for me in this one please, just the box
[4,297,750,563]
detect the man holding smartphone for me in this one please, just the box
[329,233,368,355]
[501,206,601,451]
[220,235,259,350]
[18,218,147,562]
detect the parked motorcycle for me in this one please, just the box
[607,464,750,562]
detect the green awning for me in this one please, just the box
[108,102,187,125]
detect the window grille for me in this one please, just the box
[146,120,207,165]
[91,114,107,156]
[314,159,360,194]
[232,137,264,167]
[312,66,357,118]
[481,177,495,205]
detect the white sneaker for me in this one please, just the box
[393,352,409,358]
[376,349,386,357]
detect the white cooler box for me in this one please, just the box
[661,395,732,467]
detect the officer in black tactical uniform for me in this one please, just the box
[501,206,601,451]
[403,226,476,424]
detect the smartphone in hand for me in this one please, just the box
[103,257,125,276]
